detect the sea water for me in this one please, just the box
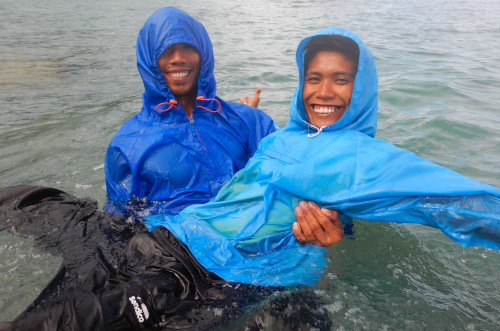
[1,0,499,328]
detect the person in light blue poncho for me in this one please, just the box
[146,27,500,287]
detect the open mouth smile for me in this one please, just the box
[313,105,342,114]
[168,70,190,79]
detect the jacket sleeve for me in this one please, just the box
[103,145,133,214]
[318,135,500,250]
[331,194,500,250]
[338,134,500,251]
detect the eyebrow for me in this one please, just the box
[305,70,355,77]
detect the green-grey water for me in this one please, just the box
[1,0,499,328]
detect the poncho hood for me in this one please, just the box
[286,27,378,137]
[136,7,216,118]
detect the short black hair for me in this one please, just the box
[303,34,360,75]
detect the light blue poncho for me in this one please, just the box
[146,27,500,286]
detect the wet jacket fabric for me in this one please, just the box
[0,186,333,330]
[146,27,500,287]
[104,7,276,217]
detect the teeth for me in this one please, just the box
[170,71,188,78]
[314,106,339,114]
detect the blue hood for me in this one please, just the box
[285,27,378,137]
[146,28,500,287]
[137,7,216,119]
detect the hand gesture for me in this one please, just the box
[239,87,262,108]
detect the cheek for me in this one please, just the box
[164,72,176,85]
[339,85,354,102]
[302,84,313,101]
[192,54,201,68]
[193,59,201,78]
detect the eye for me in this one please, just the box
[305,76,320,83]
[181,44,197,52]
[335,76,354,85]
[161,48,173,57]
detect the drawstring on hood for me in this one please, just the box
[156,100,179,112]
[155,97,221,114]
[285,27,378,138]
[307,125,324,138]
[195,96,221,113]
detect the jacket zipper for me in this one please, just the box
[189,118,208,152]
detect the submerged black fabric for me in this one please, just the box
[0,186,333,330]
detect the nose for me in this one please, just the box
[168,47,184,64]
[316,80,335,99]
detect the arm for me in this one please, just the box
[293,201,343,246]
[103,147,134,214]
[240,87,262,108]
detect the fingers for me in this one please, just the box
[319,207,344,243]
[253,87,262,98]
[292,221,309,243]
[250,87,262,108]
[293,201,343,246]
[239,87,262,108]
[303,201,331,246]
[294,201,322,245]
[240,95,250,105]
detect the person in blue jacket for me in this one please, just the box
[146,27,500,287]
[103,7,275,217]
[104,7,343,246]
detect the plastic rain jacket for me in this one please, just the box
[104,7,276,216]
[146,27,500,287]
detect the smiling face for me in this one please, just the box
[302,51,356,128]
[158,43,201,98]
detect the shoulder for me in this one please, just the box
[219,99,277,134]
[221,100,273,121]
[110,114,152,140]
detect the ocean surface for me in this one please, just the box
[1,0,499,328]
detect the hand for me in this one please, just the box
[239,87,262,108]
[293,201,343,246]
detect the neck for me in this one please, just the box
[176,91,197,119]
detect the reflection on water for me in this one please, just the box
[1,0,499,327]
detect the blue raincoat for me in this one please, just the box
[104,7,276,216]
[146,27,500,286]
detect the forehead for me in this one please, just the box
[306,51,355,73]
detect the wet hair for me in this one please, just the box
[303,34,360,75]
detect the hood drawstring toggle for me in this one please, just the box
[156,100,180,113]
[307,125,324,138]
[156,97,221,114]
[196,96,221,113]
